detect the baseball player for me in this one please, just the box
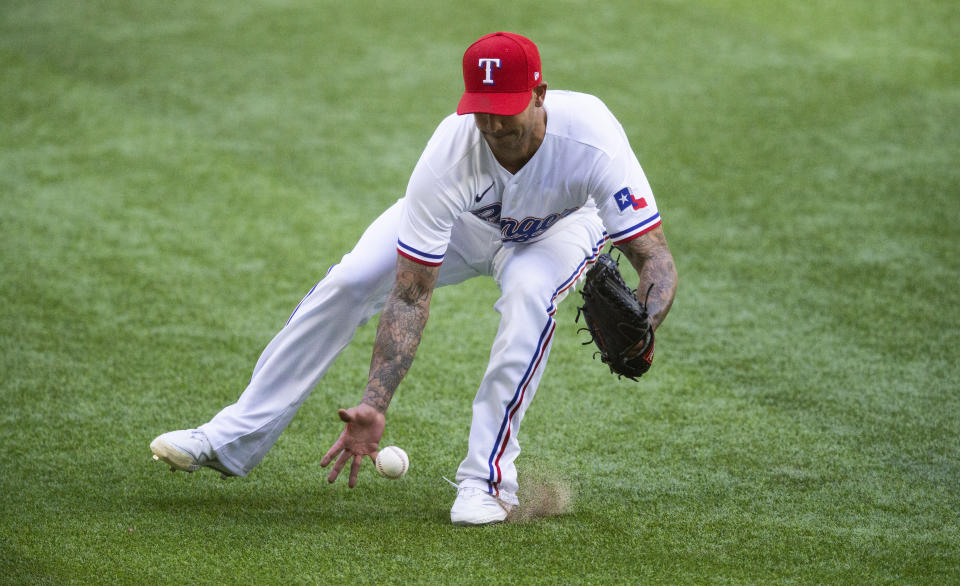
[151,32,678,526]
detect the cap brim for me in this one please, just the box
[457,90,532,116]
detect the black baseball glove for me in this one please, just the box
[576,252,654,380]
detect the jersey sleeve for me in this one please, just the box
[396,153,461,267]
[592,140,662,245]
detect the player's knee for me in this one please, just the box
[496,280,552,316]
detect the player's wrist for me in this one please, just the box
[359,394,390,415]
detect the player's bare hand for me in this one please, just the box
[320,403,385,487]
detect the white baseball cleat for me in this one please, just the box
[450,486,513,526]
[150,429,234,478]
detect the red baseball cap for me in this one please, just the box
[457,32,543,116]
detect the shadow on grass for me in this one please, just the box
[134,476,452,528]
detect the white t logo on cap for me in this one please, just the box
[478,58,502,85]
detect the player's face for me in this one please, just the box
[473,85,547,159]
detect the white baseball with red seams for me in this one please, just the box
[194,90,662,507]
[376,446,409,479]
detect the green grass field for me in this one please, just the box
[2,0,958,583]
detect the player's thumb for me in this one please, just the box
[337,408,353,423]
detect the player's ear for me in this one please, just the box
[534,82,547,107]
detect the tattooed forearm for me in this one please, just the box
[618,226,678,330]
[362,257,439,413]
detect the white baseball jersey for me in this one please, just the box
[397,90,661,266]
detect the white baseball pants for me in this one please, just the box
[200,198,606,504]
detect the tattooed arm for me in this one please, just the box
[617,225,678,330]
[363,256,439,412]
[320,255,439,487]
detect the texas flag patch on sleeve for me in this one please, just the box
[614,187,647,212]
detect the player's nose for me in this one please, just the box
[475,113,504,134]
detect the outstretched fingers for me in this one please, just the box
[320,437,343,468]
[348,454,364,488]
[320,409,355,470]
[327,449,352,484]
[320,403,386,487]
